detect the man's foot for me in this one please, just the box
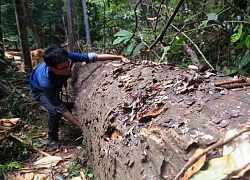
[48,141,58,148]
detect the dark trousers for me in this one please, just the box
[32,91,61,142]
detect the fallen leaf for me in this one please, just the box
[183,148,206,180]
[34,156,62,168]
[71,177,82,180]
[146,104,167,117]
[7,174,25,180]
[190,130,250,180]
[24,172,34,180]
[190,154,235,180]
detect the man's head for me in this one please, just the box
[43,44,71,76]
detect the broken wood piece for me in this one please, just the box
[214,79,246,86]
[220,82,250,89]
[0,118,20,143]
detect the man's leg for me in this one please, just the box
[33,92,61,147]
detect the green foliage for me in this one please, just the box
[231,27,242,43]
[229,26,250,76]
[113,30,133,45]
[66,148,90,178]
[0,161,22,171]
[246,35,250,50]
[113,30,156,57]
[1,0,249,75]
[67,159,81,177]
[85,169,94,178]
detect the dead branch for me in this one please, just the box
[183,42,201,69]
[149,0,185,50]
[214,79,246,86]
[220,82,250,89]
[10,134,51,157]
[174,126,250,180]
[171,24,214,70]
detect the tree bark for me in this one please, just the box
[23,0,42,49]
[73,61,250,180]
[66,0,75,51]
[13,0,32,71]
[82,0,91,47]
[0,2,6,74]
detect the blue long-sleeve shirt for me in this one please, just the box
[29,52,98,113]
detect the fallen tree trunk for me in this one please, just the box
[72,60,250,180]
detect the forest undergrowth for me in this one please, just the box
[0,69,92,180]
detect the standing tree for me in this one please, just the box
[13,0,32,71]
[82,0,91,47]
[66,0,75,51]
[0,0,5,73]
[23,0,42,49]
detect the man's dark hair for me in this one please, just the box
[43,44,69,68]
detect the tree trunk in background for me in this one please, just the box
[0,0,6,74]
[13,0,32,72]
[66,0,75,51]
[82,0,91,47]
[72,61,250,180]
[23,0,42,49]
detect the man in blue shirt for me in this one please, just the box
[29,44,129,148]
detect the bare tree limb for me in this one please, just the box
[10,134,51,157]
[224,0,248,18]
[183,42,202,69]
[149,0,185,50]
[171,24,215,70]
[119,0,142,54]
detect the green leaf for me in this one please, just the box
[231,27,242,43]
[113,30,133,45]
[239,52,250,68]
[132,43,146,57]
[114,30,132,37]
[172,36,184,52]
[124,40,136,56]
[160,46,170,62]
[113,37,127,45]
[246,35,250,49]
[0,59,6,64]
[139,32,155,41]
[235,40,246,49]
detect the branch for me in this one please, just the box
[182,42,202,69]
[119,0,142,54]
[214,79,246,86]
[174,126,250,180]
[224,0,248,18]
[149,0,185,50]
[171,24,214,70]
[224,20,250,25]
[10,134,51,157]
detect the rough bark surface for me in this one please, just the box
[72,61,250,180]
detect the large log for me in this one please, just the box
[72,61,250,180]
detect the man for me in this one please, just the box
[29,44,129,148]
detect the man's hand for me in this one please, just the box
[63,110,82,129]
[121,56,130,63]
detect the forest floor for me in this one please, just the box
[0,66,91,180]
[7,117,90,180]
